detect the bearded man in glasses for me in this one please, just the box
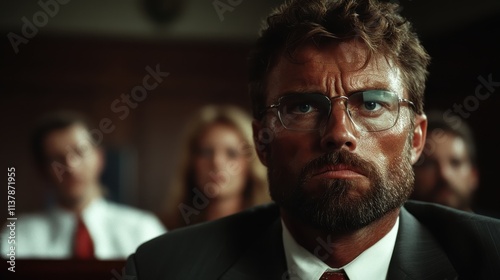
[126,0,500,279]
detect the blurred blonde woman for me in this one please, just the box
[162,104,270,230]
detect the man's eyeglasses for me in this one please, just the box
[262,90,415,132]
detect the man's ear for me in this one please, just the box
[252,119,268,167]
[410,113,427,165]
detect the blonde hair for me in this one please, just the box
[163,104,270,229]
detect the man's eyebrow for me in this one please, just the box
[280,90,326,96]
[347,78,394,91]
[346,87,391,94]
[270,90,326,103]
[277,87,392,98]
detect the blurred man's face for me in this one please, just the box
[413,132,478,210]
[43,124,103,206]
[254,40,426,232]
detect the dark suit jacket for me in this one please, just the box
[126,200,500,279]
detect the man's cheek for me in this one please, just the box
[271,140,304,177]
[288,149,307,173]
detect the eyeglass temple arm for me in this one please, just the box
[400,98,416,111]
[259,104,280,117]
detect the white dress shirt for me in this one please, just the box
[1,198,166,259]
[282,218,399,280]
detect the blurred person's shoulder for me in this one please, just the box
[1,210,66,257]
[12,211,53,224]
[102,199,166,232]
[2,211,54,234]
[104,200,158,220]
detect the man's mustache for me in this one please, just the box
[299,150,376,182]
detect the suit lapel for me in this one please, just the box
[221,205,460,279]
[387,207,458,280]
[220,219,288,280]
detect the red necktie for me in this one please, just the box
[73,214,94,259]
[320,270,349,280]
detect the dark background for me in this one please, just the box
[1,0,499,225]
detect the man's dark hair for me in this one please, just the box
[248,0,431,119]
[426,110,477,166]
[31,110,93,166]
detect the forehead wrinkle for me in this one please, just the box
[277,59,336,95]
[266,41,405,104]
[341,55,403,95]
[289,58,344,98]
[329,42,384,96]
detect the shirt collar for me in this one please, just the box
[282,217,399,280]
[49,196,105,220]
[81,196,105,220]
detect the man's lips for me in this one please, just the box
[312,164,366,179]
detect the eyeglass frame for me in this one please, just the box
[260,90,416,132]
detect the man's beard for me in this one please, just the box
[268,142,414,233]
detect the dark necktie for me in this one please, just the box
[73,214,95,259]
[320,270,349,280]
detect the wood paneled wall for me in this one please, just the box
[1,14,499,224]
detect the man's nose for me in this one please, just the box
[320,100,358,152]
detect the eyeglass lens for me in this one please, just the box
[277,90,401,132]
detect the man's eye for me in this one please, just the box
[295,104,314,113]
[349,90,395,116]
[286,102,319,114]
[363,101,381,111]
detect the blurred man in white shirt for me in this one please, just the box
[1,110,166,259]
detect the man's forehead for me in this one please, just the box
[267,40,401,94]
[289,39,363,60]
[44,124,92,153]
[274,39,397,75]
